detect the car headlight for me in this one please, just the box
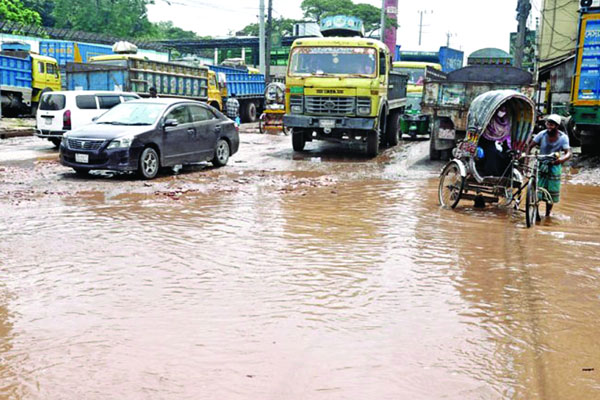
[107,137,133,149]
[61,136,68,147]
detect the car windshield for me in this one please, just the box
[95,103,164,125]
[393,67,426,85]
[289,47,377,76]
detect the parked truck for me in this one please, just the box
[283,15,408,157]
[424,65,534,160]
[395,47,464,73]
[570,2,600,153]
[66,54,210,103]
[0,42,61,116]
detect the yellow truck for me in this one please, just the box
[283,16,408,157]
[392,61,442,138]
[0,42,61,116]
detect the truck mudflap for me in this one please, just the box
[283,115,376,131]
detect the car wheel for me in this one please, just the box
[138,147,160,179]
[212,139,230,167]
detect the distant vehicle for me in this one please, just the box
[36,90,140,147]
[393,61,442,139]
[0,42,61,117]
[59,98,239,179]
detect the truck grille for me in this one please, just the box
[68,139,105,150]
[305,96,355,116]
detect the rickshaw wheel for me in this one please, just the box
[258,116,264,133]
[525,178,538,228]
[439,161,465,209]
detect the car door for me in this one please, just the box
[162,105,196,165]
[189,104,219,159]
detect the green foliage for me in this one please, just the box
[0,0,42,25]
[142,21,199,40]
[22,0,55,27]
[300,0,398,36]
[52,0,154,37]
[239,18,296,37]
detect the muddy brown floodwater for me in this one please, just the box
[1,134,600,399]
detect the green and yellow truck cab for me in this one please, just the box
[284,16,408,157]
[393,61,442,138]
[570,5,600,153]
[0,42,61,116]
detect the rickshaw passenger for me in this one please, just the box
[478,106,512,176]
[529,114,572,217]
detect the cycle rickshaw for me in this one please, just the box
[438,90,555,228]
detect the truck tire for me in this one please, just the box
[386,110,401,147]
[429,137,441,160]
[242,101,258,123]
[566,116,581,147]
[366,129,380,157]
[292,129,306,151]
[580,131,597,155]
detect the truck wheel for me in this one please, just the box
[386,110,401,147]
[292,129,306,151]
[366,129,380,157]
[243,102,257,123]
[566,116,581,147]
[429,137,441,160]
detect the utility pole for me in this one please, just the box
[265,0,273,82]
[514,0,531,68]
[259,0,266,75]
[417,10,431,46]
[446,32,455,47]
[380,0,385,41]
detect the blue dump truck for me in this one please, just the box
[0,42,62,116]
[208,64,265,122]
[65,54,209,102]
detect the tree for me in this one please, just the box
[239,17,296,37]
[143,21,199,40]
[52,0,154,38]
[300,0,397,37]
[0,0,42,25]
[22,0,55,27]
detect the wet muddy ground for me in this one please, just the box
[1,129,600,399]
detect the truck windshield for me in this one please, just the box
[393,67,426,85]
[95,103,164,125]
[289,47,377,76]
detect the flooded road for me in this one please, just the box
[1,134,600,399]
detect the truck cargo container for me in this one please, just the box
[0,42,61,116]
[39,40,114,66]
[66,56,209,102]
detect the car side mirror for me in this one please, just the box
[164,119,179,128]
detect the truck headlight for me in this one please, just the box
[357,98,371,115]
[107,137,133,149]
[291,105,302,113]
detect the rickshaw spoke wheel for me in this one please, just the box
[525,178,538,228]
[439,161,465,209]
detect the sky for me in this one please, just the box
[147,0,542,57]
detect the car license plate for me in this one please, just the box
[438,128,456,140]
[319,119,336,129]
[75,153,89,163]
[44,117,52,125]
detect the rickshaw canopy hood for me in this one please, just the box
[467,89,535,152]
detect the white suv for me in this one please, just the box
[36,91,140,147]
